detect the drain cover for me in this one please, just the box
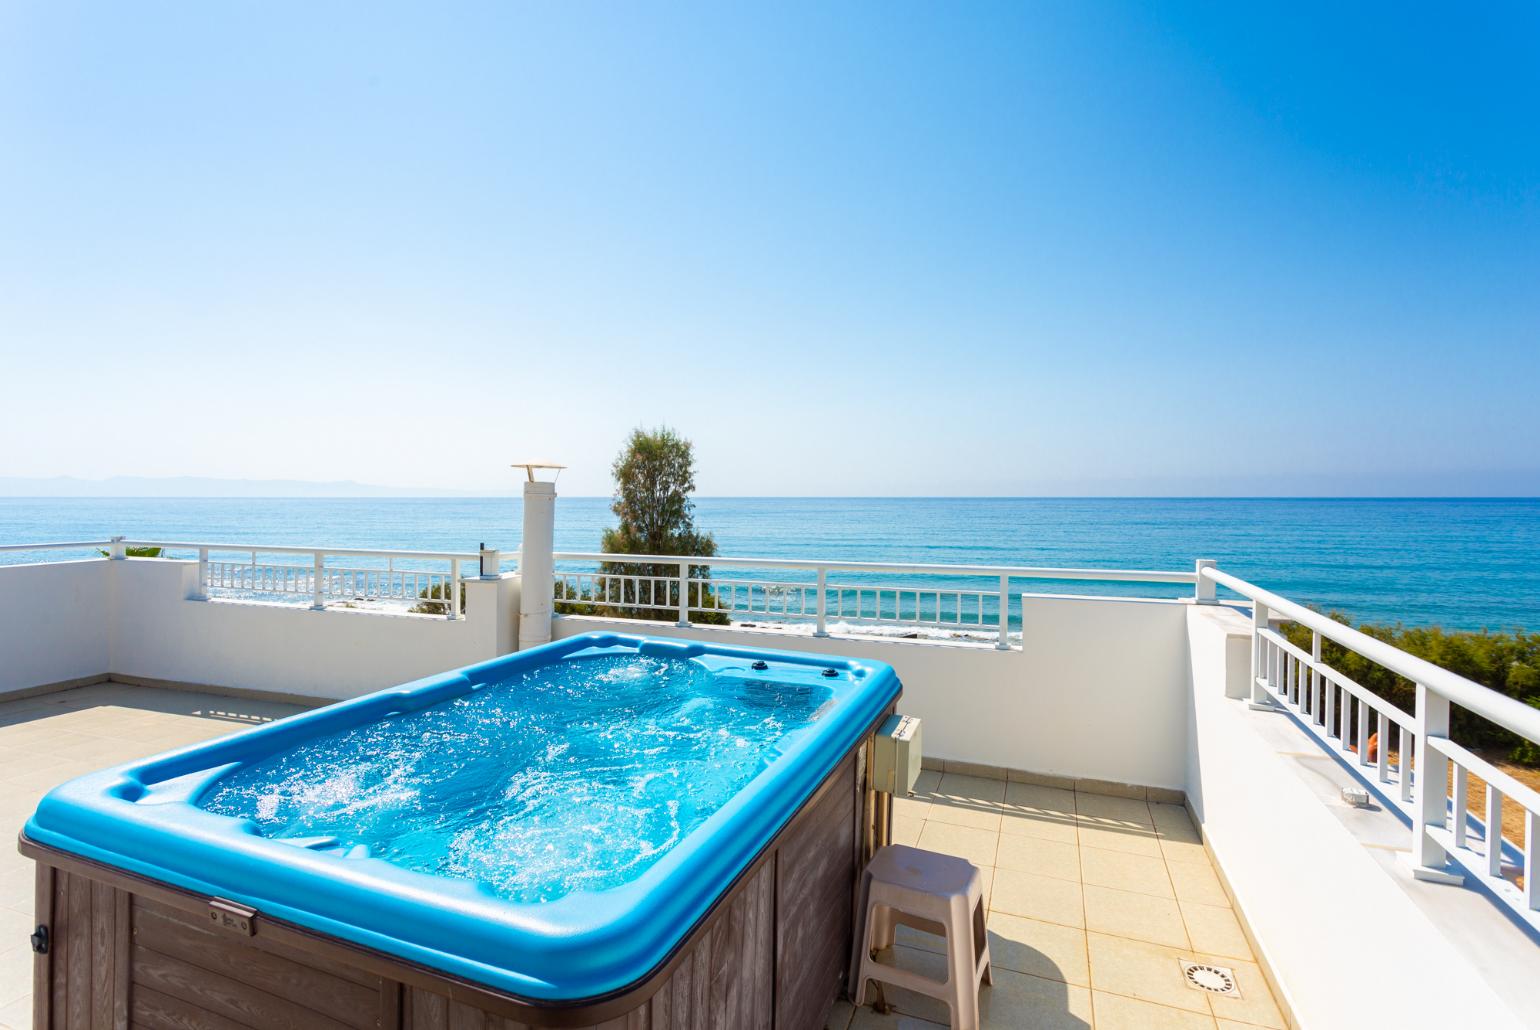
[1181,961,1240,996]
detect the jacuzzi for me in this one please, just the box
[21,632,901,1029]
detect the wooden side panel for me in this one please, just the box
[399,987,531,1030]
[43,867,126,1030]
[124,896,390,1030]
[774,756,857,1030]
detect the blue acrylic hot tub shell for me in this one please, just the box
[23,632,901,1002]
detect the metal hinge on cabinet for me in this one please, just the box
[30,925,48,954]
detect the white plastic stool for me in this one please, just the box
[851,844,992,1030]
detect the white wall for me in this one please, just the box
[108,559,521,701]
[1184,605,1524,1030]
[0,559,111,695]
[553,592,1193,791]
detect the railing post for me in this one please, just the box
[676,560,690,628]
[1248,602,1275,709]
[1194,559,1217,604]
[1406,682,1461,883]
[814,566,828,637]
[1310,630,1322,724]
[310,552,326,611]
[196,547,209,600]
[108,535,126,560]
[996,575,1010,650]
[448,559,462,621]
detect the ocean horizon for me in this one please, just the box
[3,496,1536,632]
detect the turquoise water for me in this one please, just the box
[199,652,829,902]
[2,497,1537,629]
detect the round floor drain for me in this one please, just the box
[1181,962,1239,996]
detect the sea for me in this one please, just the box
[1,497,1536,632]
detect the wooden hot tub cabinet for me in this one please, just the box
[21,729,889,1030]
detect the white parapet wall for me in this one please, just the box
[1184,604,1527,1030]
[0,558,523,702]
[0,559,111,695]
[553,591,1193,792]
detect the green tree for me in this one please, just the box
[591,427,729,624]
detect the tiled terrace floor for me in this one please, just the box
[0,685,1285,1030]
[826,771,1287,1030]
[0,681,309,1029]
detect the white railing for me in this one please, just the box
[1202,565,1540,929]
[0,540,117,554]
[0,537,485,620]
[129,539,481,619]
[551,552,1206,649]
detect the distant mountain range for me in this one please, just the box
[0,476,472,498]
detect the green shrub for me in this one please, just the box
[410,581,466,616]
[1281,615,1540,765]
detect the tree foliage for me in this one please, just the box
[1281,615,1540,764]
[586,427,729,624]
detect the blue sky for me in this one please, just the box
[2,3,1536,496]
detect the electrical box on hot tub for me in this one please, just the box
[872,713,922,795]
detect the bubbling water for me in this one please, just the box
[198,654,828,903]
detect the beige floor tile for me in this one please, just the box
[990,868,1084,928]
[1093,991,1216,1029]
[864,945,952,1023]
[0,945,30,1007]
[913,770,942,795]
[983,913,1089,986]
[937,773,1008,803]
[848,1006,946,1029]
[0,992,29,1029]
[1082,885,1190,950]
[1076,823,1162,858]
[1000,807,1080,844]
[1005,781,1076,814]
[994,835,1081,881]
[1179,902,1250,961]
[1079,847,1174,898]
[824,998,855,1029]
[891,815,923,848]
[1168,859,1229,907]
[925,796,1003,832]
[1159,836,1212,866]
[978,968,1092,1030]
[1074,793,1152,828]
[1198,956,1284,1029]
[892,793,932,821]
[1149,803,1201,841]
[917,822,999,867]
[1086,933,1208,1014]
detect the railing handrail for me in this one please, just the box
[0,540,116,553]
[1202,565,1540,743]
[552,551,1198,583]
[122,539,480,562]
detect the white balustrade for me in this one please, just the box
[550,552,1206,650]
[1202,565,1540,932]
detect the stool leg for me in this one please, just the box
[948,894,982,1030]
[872,903,896,952]
[852,894,880,1007]
[848,870,873,1003]
[974,895,993,986]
